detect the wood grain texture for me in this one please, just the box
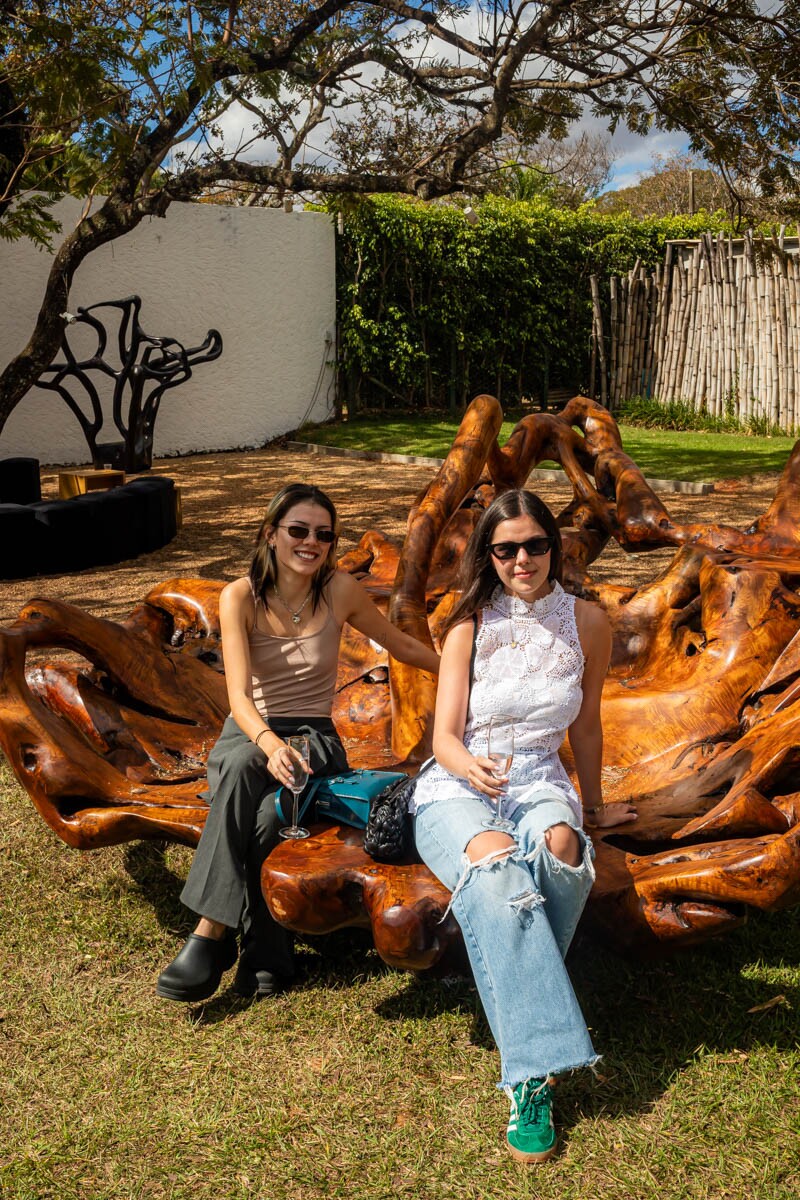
[2,394,800,963]
[263,823,466,976]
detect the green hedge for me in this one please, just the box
[332,196,728,413]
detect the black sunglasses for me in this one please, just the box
[490,536,553,561]
[278,523,336,544]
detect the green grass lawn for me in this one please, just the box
[2,756,799,1200]
[293,414,796,482]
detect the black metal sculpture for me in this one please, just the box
[37,296,222,472]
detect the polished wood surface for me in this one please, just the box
[2,394,800,961]
[263,823,467,977]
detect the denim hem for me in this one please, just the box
[497,1053,603,1091]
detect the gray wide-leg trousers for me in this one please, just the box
[181,715,347,977]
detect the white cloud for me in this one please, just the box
[604,130,690,190]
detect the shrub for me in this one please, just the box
[331,196,729,413]
[619,395,794,437]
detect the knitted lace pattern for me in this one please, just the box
[412,582,585,820]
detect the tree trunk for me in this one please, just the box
[0,191,170,437]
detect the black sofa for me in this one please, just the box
[0,464,179,579]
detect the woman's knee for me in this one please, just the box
[465,830,515,862]
[544,823,581,867]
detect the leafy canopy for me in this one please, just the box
[1,0,798,246]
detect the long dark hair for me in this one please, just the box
[249,483,339,613]
[441,490,562,640]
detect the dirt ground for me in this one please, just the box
[1,445,781,625]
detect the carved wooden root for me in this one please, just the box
[2,394,800,959]
[263,823,467,977]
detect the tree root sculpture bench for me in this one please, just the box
[1,395,799,965]
[262,824,467,976]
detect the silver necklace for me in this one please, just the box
[272,586,312,625]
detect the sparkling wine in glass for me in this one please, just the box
[279,734,311,840]
[484,715,515,830]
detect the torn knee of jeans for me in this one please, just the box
[525,829,596,880]
[570,828,596,875]
[464,840,515,867]
[439,845,519,923]
[522,837,547,868]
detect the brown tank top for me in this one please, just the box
[249,594,342,719]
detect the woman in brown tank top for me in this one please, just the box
[157,483,439,1004]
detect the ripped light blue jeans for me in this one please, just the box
[413,787,598,1088]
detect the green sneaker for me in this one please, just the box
[505,1077,557,1163]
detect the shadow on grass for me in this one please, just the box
[178,933,391,1025]
[124,841,192,933]
[376,905,800,1122]
[127,841,799,1109]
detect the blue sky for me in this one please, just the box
[589,126,690,192]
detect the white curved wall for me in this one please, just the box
[0,198,336,465]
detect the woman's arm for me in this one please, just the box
[569,600,637,829]
[431,619,504,798]
[333,571,440,675]
[219,578,307,789]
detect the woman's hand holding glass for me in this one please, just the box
[483,715,516,830]
[465,755,508,798]
[267,742,311,790]
[462,717,517,828]
[279,734,312,840]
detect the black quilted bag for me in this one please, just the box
[363,758,435,862]
[363,774,415,861]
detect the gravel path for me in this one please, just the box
[1,446,782,625]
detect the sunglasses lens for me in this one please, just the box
[490,537,552,560]
[285,525,335,543]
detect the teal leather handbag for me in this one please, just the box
[313,768,408,829]
[275,768,407,830]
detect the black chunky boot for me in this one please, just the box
[231,962,294,999]
[156,931,238,1002]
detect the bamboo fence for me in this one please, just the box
[592,232,800,430]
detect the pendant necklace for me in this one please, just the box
[273,586,312,625]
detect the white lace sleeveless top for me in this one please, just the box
[464,581,584,754]
[411,581,585,820]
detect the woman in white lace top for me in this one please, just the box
[412,489,636,1165]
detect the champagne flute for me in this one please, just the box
[484,714,515,830]
[279,735,311,840]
